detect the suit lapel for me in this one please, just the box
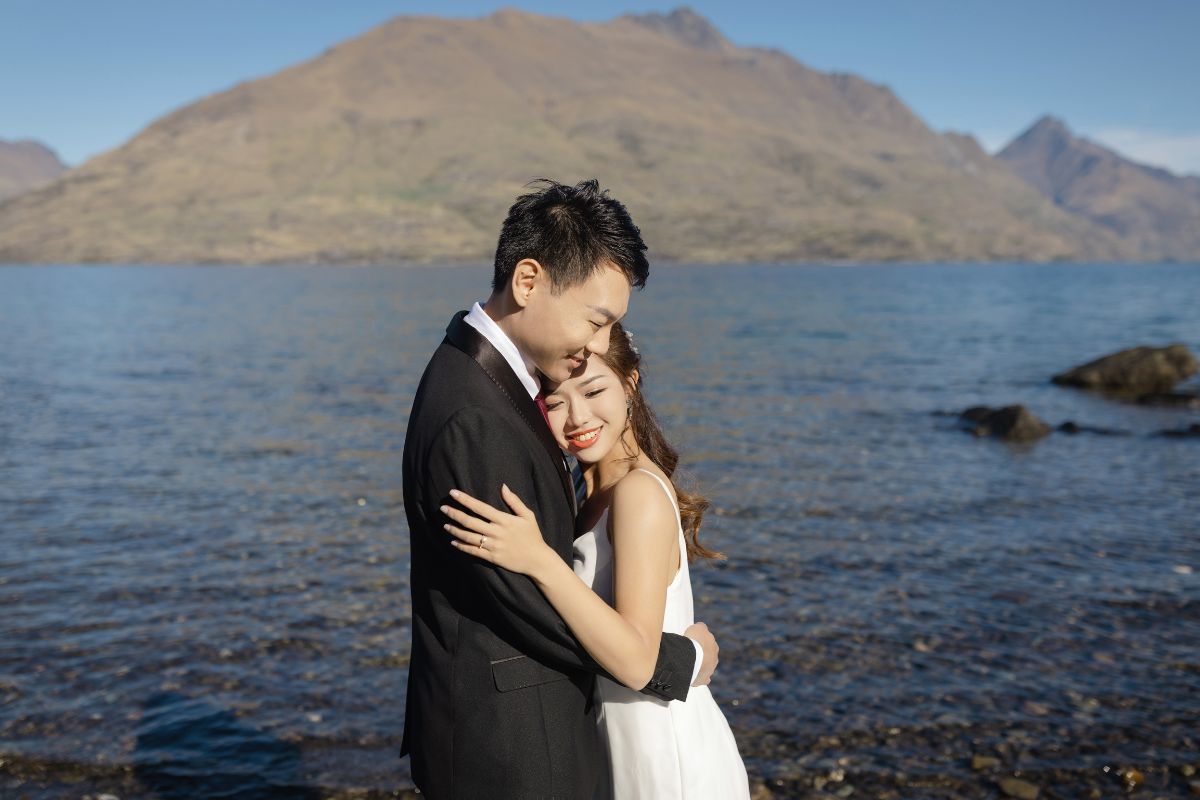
[444,310,577,516]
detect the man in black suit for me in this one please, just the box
[401,179,719,799]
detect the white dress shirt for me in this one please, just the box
[464,301,540,399]
[461,300,705,684]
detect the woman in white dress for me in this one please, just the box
[441,323,750,800]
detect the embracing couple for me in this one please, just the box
[400,179,749,799]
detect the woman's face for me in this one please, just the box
[543,355,630,465]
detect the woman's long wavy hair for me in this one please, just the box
[600,322,724,563]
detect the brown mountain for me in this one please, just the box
[0,139,67,202]
[0,8,1129,264]
[997,116,1200,261]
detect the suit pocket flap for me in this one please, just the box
[490,655,571,692]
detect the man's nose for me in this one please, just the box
[584,326,612,357]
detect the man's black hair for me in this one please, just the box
[492,178,650,294]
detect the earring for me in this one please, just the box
[626,395,633,413]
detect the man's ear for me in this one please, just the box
[510,259,543,309]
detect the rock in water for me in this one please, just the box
[1157,423,1200,439]
[1056,421,1128,436]
[971,754,1002,770]
[1118,767,1144,791]
[1136,390,1200,408]
[998,777,1040,799]
[1052,344,1198,395]
[960,405,1052,442]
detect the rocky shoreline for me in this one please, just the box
[7,725,1199,800]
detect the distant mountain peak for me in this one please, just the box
[621,7,730,51]
[998,115,1200,259]
[0,138,68,202]
[1005,116,1079,155]
[1029,115,1070,134]
[488,6,543,21]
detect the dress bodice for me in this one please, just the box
[571,470,693,636]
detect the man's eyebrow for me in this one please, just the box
[587,305,619,321]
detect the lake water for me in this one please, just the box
[1,263,1198,798]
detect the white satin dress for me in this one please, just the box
[572,469,750,800]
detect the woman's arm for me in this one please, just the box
[442,472,680,691]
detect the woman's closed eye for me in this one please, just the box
[585,388,605,398]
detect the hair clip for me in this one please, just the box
[623,328,640,357]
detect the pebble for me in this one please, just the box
[748,782,777,800]
[972,754,1002,770]
[999,777,1039,799]
[1182,764,1197,777]
[749,782,774,800]
[1119,767,1144,790]
[1190,780,1200,796]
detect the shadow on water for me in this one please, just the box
[134,692,321,800]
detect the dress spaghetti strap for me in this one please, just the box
[632,468,682,524]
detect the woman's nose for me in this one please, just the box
[566,400,588,428]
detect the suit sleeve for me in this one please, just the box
[423,405,695,702]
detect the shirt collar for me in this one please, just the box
[462,301,541,399]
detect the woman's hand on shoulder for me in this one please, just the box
[441,485,558,579]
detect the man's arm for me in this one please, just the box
[424,406,698,701]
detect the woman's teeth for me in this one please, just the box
[573,429,599,442]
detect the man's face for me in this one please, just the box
[512,260,632,384]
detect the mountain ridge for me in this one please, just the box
[0,9,1170,264]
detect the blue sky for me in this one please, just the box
[3,0,1198,174]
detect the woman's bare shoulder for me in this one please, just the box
[611,465,675,501]
[609,467,678,541]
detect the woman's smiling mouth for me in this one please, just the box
[566,426,602,449]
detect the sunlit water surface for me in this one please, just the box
[1,263,1197,797]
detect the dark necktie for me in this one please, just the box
[568,455,588,509]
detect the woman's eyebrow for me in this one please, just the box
[578,375,603,388]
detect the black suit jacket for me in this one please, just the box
[400,311,697,799]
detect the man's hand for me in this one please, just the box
[685,621,718,686]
